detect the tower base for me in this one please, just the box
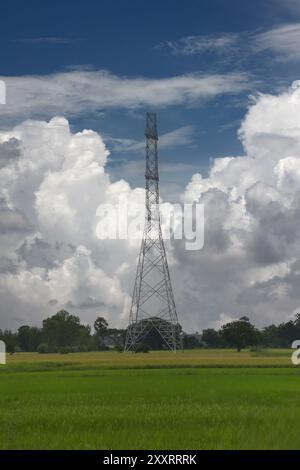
[125,317,182,352]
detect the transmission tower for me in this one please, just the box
[124,113,182,352]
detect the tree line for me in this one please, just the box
[201,314,300,351]
[0,311,125,354]
[1,310,300,353]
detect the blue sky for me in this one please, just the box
[1,0,300,197]
[3,1,300,329]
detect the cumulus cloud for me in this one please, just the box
[180,83,300,329]
[209,313,239,330]
[0,69,251,123]
[2,84,300,332]
[0,138,20,168]
[0,116,132,329]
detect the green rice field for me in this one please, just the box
[0,349,299,449]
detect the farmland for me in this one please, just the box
[0,349,300,449]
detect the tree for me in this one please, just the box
[135,343,150,353]
[94,317,109,350]
[182,334,202,349]
[260,324,281,347]
[105,327,127,349]
[0,329,17,354]
[17,325,42,351]
[202,328,223,348]
[94,317,108,337]
[42,310,88,350]
[37,343,48,354]
[277,320,298,347]
[78,324,92,350]
[220,316,257,352]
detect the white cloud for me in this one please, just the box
[254,23,300,61]
[179,83,300,329]
[1,246,130,328]
[13,37,75,44]
[0,116,134,329]
[2,84,300,332]
[107,126,195,153]
[159,23,300,64]
[0,69,251,123]
[158,33,239,56]
[209,313,239,330]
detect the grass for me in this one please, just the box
[0,349,300,449]
[3,348,294,371]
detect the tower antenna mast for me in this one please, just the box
[124,113,181,352]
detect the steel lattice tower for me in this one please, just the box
[124,113,181,352]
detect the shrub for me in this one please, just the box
[135,343,150,353]
[58,346,71,354]
[37,343,49,354]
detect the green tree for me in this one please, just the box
[94,317,108,336]
[42,310,87,350]
[94,317,109,349]
[220,316,257,352]
[202,328,223,348]
[260,324,281,347]
[0,329,17,354]
[17,325,42,351]
[78,324,92,350]
[105,327,126,349]
[182,334,202,349]
[37,343,49,354]
[277,320,298,347]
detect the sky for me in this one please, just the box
[1,0,300,332]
